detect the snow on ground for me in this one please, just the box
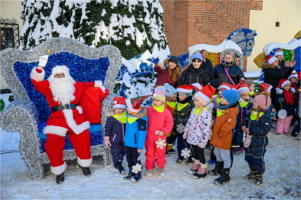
[1,123,300,199]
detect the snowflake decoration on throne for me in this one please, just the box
[176,123,185,134]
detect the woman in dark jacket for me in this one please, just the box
[154,56,181,88]
[275,50,294,79]
[178,52,210,87]
[210,52,245,86]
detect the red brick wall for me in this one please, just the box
[160,0,263,71]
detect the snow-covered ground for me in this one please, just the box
[1,123,300,199]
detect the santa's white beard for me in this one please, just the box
[49,75,76,105]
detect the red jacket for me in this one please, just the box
[146,106,174,142]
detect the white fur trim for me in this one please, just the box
[192,83,203,90]
[126,99,140,113]
[76,106,83,114]
[113,104,126,109]
[281,80,290,88]
[201,163,208,168]
[62,109,90,135]
[43,125,68,137]
[276,88,283,94]
[30,67,45,82]
[195,91,210,103]
[238,87,249,94]
[220,85,231,90]
[51,162,67,175]
[95,80,106,93]
[275,51,283,56]
[77,157,92,167]
[288,74,298,81]
[51,65,70,77]
[291,87,296,93]
[267,85,273,92]
[177,88,193,93]
[268,56,278,64]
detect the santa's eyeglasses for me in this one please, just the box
[54,74,65,78]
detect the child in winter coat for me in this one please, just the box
[288,74,298,89]
[123,96,149,183]
[291,86,301,140]
[243,94,272,185]
[232,81,253,155]
[275,79,297,135]
[173,85,195,164]
[145,86,173,177]
[184,85,215,178]
[244,80,255,100]
[209,89,240,185]
[164,83,177,156]
[105,97,127,175]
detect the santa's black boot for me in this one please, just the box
[114,162,125,175]
[214,168,230,185]
[124,167,134,180]
[131,171,142,183]
[78,165,91,177]
[56,171,65,184]
[208,161,223,176]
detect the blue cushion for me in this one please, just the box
[89,124,102,133]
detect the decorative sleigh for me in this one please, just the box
[0,37,121,180]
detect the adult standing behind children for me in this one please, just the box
[178,53,210,87]
[200,50,213,77]
[154,56,182,88]
[210,52,245,86]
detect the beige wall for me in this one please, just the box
[248,0,301,71]
[0,0,23,89]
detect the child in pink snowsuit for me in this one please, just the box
[145,86,173,177]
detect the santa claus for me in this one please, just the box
[30,55,108,184]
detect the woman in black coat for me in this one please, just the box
[178,52,210,87]
[210,52,245,86]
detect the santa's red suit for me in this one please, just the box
[30,66,108,175]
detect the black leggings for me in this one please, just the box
[192,145,206,164]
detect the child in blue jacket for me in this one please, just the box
[124,96,149,183]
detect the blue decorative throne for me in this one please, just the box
[0,37,121,180]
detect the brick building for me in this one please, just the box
[160,0,263,71]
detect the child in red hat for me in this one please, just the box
[275,79,297,135]
[105,97,127,175]
[184,85,215,178]
[123,95,150,183]
[145,86,173,177]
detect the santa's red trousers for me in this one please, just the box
[145,137,166,170]
[45,129,91,175]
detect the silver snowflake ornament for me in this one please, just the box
[177,123,185,133]
[156,138,166,149]
[132,163,142,174]
[181,148,191,158]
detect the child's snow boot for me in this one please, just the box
[192,163,207,179]
[255,172,263,186]
[214,168,230,185]
[244,169,256,181]
[115,162,125,175]
[157,167,165,177]
[176,157,185,164]
[187,159,199,175]
[145,170,153,177]
[78,165,91,177]
[208,161,223,176]
[185,157,193,165]
[56,170,66,184]
[124,167,134,180]
[131,171,142,183]
[168,148,176,154]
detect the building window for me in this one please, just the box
[0,18,20,50]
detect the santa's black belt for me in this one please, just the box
[51,104,78,112]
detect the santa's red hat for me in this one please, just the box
[177,85,194,93]
[235,80,249,95]
[113,97,126,109]
[259,83,273,93]
[276,79,290,94]
[126,95,151,113]
[194,85,216,105]
[288,74,298,81]
[191,83,203,92]
[274,50,283,56]
[265,55,278,64]
[219,82,235,92]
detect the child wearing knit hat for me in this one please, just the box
[183,85,215,178]
[231,81,253,155]
[173,85,195,164]
[164,83,177,155]
[145,86,173,178]
[209,89,240,185]
[242,95,272,185]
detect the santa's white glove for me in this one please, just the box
[198,143,206,149]
[183,132,188,139]
[38,55,49,67]
[104,136,111,149]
